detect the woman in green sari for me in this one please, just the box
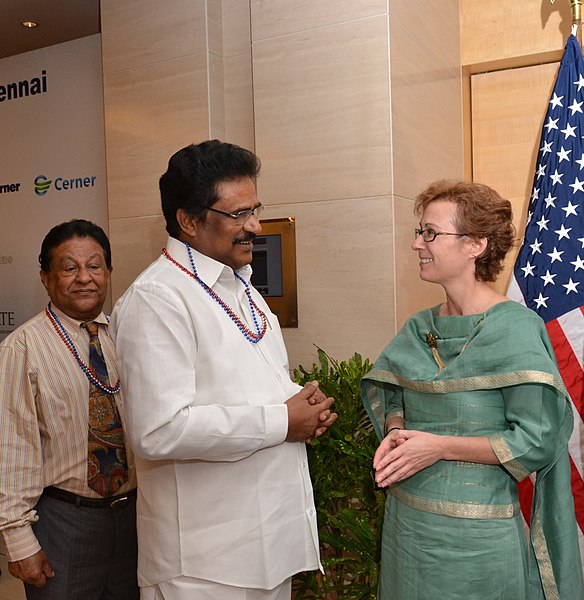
[361,180,583,600]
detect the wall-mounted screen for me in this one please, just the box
[251,217,297,327]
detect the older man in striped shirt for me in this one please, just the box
[0,219,138,600]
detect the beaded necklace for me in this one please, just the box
[46,302,121,394]
[162,242,268,344]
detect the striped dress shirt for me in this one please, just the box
[0,305,135,562]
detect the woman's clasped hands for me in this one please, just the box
[373,429,443,488]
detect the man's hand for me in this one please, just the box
[8,549,54,588]
[285,381,337,442]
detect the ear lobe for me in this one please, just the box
[40,270,49,291]
[176,209,199,238]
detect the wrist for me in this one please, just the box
[434,433,449,460]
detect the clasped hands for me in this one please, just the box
[285,381,337,443]
[373,429,441,487]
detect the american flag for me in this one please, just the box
[507,34,584,559]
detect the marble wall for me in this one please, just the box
[100,0,463,368]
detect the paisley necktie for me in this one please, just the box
[82,321,128,496]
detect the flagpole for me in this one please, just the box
[573,0,583,45]
[550,0,583,43]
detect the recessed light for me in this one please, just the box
[21,21,38,29]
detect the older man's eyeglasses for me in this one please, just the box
[415,228,468,242]
[207,204,264,224]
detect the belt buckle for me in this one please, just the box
[109,495,129,509]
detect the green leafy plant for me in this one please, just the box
[292,348,385,599]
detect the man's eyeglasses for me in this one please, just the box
[207,204,264,224]
[415,228,468,242]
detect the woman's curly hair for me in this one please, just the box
[414,180,516,282]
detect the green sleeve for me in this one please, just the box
[361,379,403,442]
[489,383,565,481]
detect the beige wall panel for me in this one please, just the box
[254,16,391,206]
[391,21,464,199]
[101,0,207,73]
[110,215,168,302]
[251,0,387,41]
[460,0,570,67]
[207,0,223,57]
[471,62,558,293]
[222,0,252,57]
[261,196,394,369]
[220,0,254,147]
[224,53,255,149]
[394,194,445,328]
[104,55,210,220]
[390,0,460,71]
[209,53,226,140]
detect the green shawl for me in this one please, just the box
[361,301,583,600]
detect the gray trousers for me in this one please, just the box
[25,492,139,600]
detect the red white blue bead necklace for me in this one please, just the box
[162,242,268,344]
[46,302,121,394]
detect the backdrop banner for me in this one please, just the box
[0,34,108,341]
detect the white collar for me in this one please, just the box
[165,236,254,289]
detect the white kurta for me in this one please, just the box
[110,237,320,589]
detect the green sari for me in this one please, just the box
[361,301,583,600]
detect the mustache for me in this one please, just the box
[234,233,256,243]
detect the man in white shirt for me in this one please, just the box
[111,140,337,600]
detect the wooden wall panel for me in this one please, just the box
[461,0,569,68]
[471,62,558,292]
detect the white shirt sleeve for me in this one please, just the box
[111,282,289,462]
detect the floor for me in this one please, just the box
[0,554,25,600]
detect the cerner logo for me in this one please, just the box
[34,173,97,197]
[35,175,52,196]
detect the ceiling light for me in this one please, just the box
[21,21,38,28]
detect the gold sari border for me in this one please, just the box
[390,485,519,520]
[362,382,387,440]
[489,433,530,481]
[531,515,560,600]
[365,368,567,396]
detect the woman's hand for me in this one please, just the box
[373,428,405,467]
[373,430,443,487]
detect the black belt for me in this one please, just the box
[43,486,136,509]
